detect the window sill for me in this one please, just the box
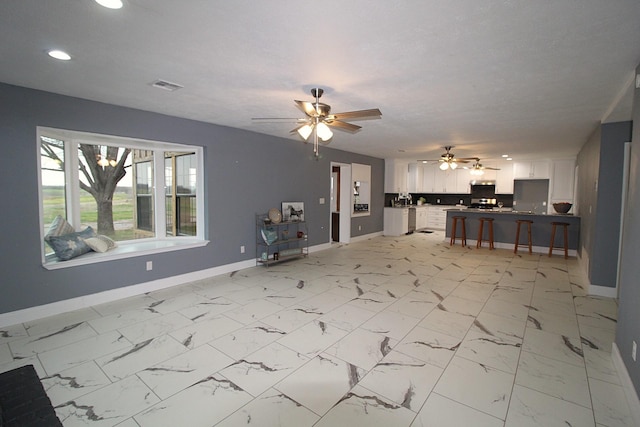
[43,238,209,270]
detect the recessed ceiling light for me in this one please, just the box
[48,50,71,61]
[95,0,123,9]
[506,157,513,161]
[502,154,509,158]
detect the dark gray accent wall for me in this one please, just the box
[616,64,640,395]
[0,83,383,314]
[576,121,631,287]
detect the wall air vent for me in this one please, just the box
[150,79,183,92]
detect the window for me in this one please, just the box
[38,127,205,264]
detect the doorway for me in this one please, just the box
[330,162,351,243]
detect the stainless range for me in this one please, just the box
[470,198,497,209]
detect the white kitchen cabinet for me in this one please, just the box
[407,163,424,193]
[384,207,409,236]
[385,159,409,193]
[432,167,457,193]
[550,159,575,202]
[421,163,436,192]
[455,169,471,193]
[496,161,514,194]
[415,206,428,230]
[426,205,448,230]
[513,160,550,179]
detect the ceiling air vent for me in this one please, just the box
[150,79,183,92]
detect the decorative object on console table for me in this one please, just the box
[282,202,304,221]
[256,212,308,266]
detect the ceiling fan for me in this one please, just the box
[418,146,477,170]
[252,88,382,157]
[465,159,501,176]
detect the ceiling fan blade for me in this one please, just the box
[330,108,382,121]
[252,117,307,123]
[483,167,501,170]
[294,100,319,117]
[326,120,361,133]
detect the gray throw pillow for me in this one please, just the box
[47,227,96,261]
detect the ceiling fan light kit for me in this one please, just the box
[253,87,381,158]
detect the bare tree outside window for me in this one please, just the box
[41,137,131,235]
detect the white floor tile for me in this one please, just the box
[275,353,365,415]
[216,388,320,426]
[411,392,503,427]
[505,384,595,427]
[314,384,416,427]
[434,355,515,420]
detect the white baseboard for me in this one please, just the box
[589,284,618,298]
[0,242,339,328]
[612,342,640,426]
[349,231,383,243]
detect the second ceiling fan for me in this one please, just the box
[418,146,477,171]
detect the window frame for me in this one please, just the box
[37,126,207,268]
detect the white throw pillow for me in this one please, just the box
[83,235,118,253]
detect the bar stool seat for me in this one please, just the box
[514,219,533,254]
[477,217,494,250]
[549,222,570,259]
[450,216,467,247]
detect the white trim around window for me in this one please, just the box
[37,126,208,268]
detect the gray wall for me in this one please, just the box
[576,121,631,287]
[616,64,640,395]
[513,179,549,214]
[0,83,384,314]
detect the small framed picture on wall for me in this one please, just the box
[282,202,304,222]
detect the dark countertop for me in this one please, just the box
[445,208,579,218]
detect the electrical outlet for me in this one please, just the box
[633,341,637,362]
[358,225,362,231]
[319,197,325,204]
[146,261,153,271]
[240,245,245,254]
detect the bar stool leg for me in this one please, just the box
[548,223,557,257]
[450,218,457,246]
[476,220,484,249]
[514,222,521,254]
[527,222,532,254]
[488,220,494,250]
[461,218,466,247]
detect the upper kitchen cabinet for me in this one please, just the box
[550,159,576,203]
[407,162,424,193]
[455,169,471,193]
[385,159,409,193]
[495,161,514,194]
[432,166,458,193]
[513,160,550,179]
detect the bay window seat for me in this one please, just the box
[43,238,208,270]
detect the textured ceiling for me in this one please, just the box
[1,0,639,162]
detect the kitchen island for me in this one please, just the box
[445,209,580,255]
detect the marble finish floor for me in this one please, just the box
[0,231,634,426]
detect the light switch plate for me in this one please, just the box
[319,197,325,204]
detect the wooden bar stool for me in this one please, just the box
[450,216,467,247]
[514,219,533,254]
[549,221,570,259]
[476,217,494,250]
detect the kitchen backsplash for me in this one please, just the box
[385,193,513,207]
